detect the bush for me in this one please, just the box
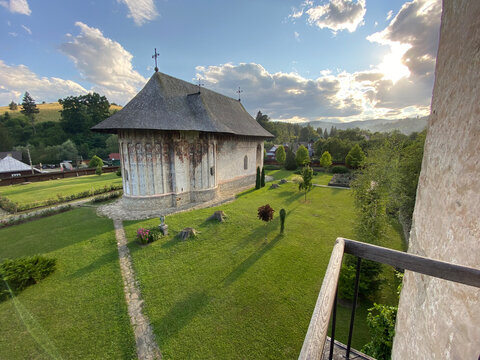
[95,165,103,176]
[295,145,310,166]
[361,303,397,359]
[0,255,56,301]
[345,144,366,169]
[256,167,261,189]
[116,169,122,177]
[257,204,274,222]
[285,148,297,170]
[89,155,104,169]
[136,227,160,245]
[261,167,265,187]
[331,165,350,174]
[319,151,332,168]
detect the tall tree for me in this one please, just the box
[284,148,297,170]
[9,101,18,110]
[21,92,39,134]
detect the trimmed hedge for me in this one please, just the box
[0,255,56,301]
[331,165,350,174]
[0,184,123,213]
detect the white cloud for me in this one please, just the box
[294,31,300,42]
[196,62,363,121]
[21,24,31,34]
[117,0,159,26]
[0,60,88,105]
[59,22,147,104]
[291,0,366,33]
[0,0,31,15]
[386,10,393,20]
[8,32,17,37]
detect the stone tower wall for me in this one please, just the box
[392,1,480,358]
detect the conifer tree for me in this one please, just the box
[261,167,265,187]
[256,166,261,189]
[21,92,39,134]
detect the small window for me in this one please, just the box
[244,155,248,170]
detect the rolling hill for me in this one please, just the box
[0,102,122,123]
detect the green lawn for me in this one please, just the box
[0,207,136,359]
[0,173,122,208]
[124,174,404,359]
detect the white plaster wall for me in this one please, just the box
[216,137,263,185]
[392,1,480,358]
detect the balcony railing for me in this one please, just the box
[298,238,480,360]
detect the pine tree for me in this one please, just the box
[21,92,39,134]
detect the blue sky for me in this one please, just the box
[0,0,441,122]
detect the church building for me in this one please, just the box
[92,71,273,211]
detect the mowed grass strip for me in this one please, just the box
[0,173,122,208]
[0,207,136,360]
[124,173,404,359]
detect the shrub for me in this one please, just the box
[261,167,265,187]
[89,155,104,169]
[284,148,297,170]
[0,255,56,301]
[331,165,350,174]
[295,145,310,166]
[319,151,332,168]
[361,303,398,360]
[116,169,122,177]
[257,204,274,222]
[136,227,160,245]
[279,208,286,234]
[95,165,103,176]
[0,195,18,213]
[275,145,286,164]
[345,144,366,169]
[298,165,313,201]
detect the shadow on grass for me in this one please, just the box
[235,187,257,198]
[67,249,118,279]
[223,233,283,287]
[274,190,304,204]
[154,290,210,348]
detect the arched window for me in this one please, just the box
[244,155,248,170]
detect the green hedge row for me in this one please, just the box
[0,184,123,213]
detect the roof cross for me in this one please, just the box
[196,77,205,93]
[152,48,160,72]
[236,86,243,102]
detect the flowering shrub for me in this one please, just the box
[136,227,160,245]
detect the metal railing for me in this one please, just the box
[298,237,480,360]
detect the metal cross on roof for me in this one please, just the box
[196,78,205,93]
[152,48,160,72]
[236,86,243,101]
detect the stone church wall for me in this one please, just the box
[117,130,263,210]
[392,1,480,358]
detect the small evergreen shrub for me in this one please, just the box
[279,208,286,234]
[116,169,122,177]
[0,255,56,301]
[261,167,265,187]
[331,165,350,174]
[255,167,261,189]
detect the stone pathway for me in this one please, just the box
[114,220,162,360]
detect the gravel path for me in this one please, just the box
[114,220,162,360]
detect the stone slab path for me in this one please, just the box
[114,220,162,360]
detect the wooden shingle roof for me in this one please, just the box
[92,72,273,138]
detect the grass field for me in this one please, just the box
[0,173,122,208]
[0,207,136,359]
[0,102,122,123]
[123,172,404,359]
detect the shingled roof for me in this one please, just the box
[92,72,273,138]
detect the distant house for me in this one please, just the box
[0,155,41,179]
[108,153,121,166]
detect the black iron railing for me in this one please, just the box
[298,238,480,360]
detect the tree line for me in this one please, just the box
[0,92,118,165]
